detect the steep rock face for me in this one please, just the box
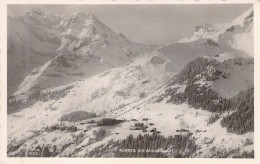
[9,8,156,95]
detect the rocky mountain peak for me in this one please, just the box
[26,7,44,17]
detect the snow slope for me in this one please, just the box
[7,9,62,95]
[156,38,249,74]
[212,58,254,98]
[8,50,171,132]
[7,55,254,157]
[179,7,254,57]
[7,67,254,157]
[10,9,156,96]
[12,7,253,96]
[7,7,254,158]
[160,57,253,102]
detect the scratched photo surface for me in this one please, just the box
[7,4,254,158]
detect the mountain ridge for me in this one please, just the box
[7,7,254,158]
[8,8,157,95]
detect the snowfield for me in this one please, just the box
[8,96,254,157]
[7,7,254,158]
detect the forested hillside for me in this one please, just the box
[160,57,253,113]
[221,88,254,134]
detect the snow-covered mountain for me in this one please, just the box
[179,7,254,57]
[7,8,62,95]
[7,55,254,157]
[8,8,156,95]
[7,7,254,158]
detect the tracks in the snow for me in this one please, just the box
[112,82,169,119]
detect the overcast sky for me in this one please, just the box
[8,4,252,45]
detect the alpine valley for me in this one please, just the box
[7,7,254,158]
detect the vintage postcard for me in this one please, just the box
[0,0,259,163]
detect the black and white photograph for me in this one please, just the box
[4,2,255,158]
